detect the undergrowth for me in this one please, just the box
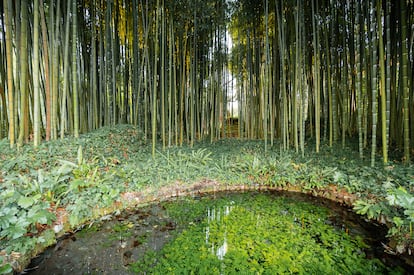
[0,124,413,272]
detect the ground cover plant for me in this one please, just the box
[0,124,413,272]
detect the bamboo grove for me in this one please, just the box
[230,0,413,165]
[0,0,413,165]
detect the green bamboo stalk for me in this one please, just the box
[341,51,347,148]
[33,0,40,146]
[385,0,391,152]
[355,0,363,158]
[98,1,105,128]
[39,1,51,141]
[111,2,118,125]
[370,0,378,167]
[132,0,139,126]
[60,0,71,139]
[263,0,269,152]
[161,1,166,150]
[179,25,188,146]
[190,5,196,147]
[293,0,301,153]
[276,0,288,150]
[51,0,61,140]
[141,0,150,137]
[324,25,333,147]
[91,0,98,130]
[168,18,174,147]
[363,34,369,150]
[298,0,306,157]
[48,0,55,139]
[152,0,160,157]
[17,0,29,147]
[14,0,21,142]
[322,58,328,142]
[4,0,15,147]
[172,25,178,146]
[330,4,338,144]
[341,2,349,149]
[209,49,215,143]
[312,0,320,153]
[113,1,122,124]
[105,0,112,126]
[377,0,387,164]
[246,31,253,139]
[400,0,410,164]
[72,0,79,138]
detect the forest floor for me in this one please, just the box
[0,124,413,273]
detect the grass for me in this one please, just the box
[0,124,413,273]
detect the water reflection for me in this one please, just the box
[206,202,234,260]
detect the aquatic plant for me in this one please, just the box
[130,193,401,274]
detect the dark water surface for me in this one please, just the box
[25,191,412,274]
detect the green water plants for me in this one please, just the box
[130,193,400,274]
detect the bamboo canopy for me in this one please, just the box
[0,0,413,164]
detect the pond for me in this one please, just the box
[26,191,411,274]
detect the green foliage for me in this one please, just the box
[0,176,56,255]
[385,187,414,250]
[0,158,74,253]
[354,186,414,253]
[354,200,386,220]
[387,187,414,222]
[0,256,12,275]
[131,193,395,274]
